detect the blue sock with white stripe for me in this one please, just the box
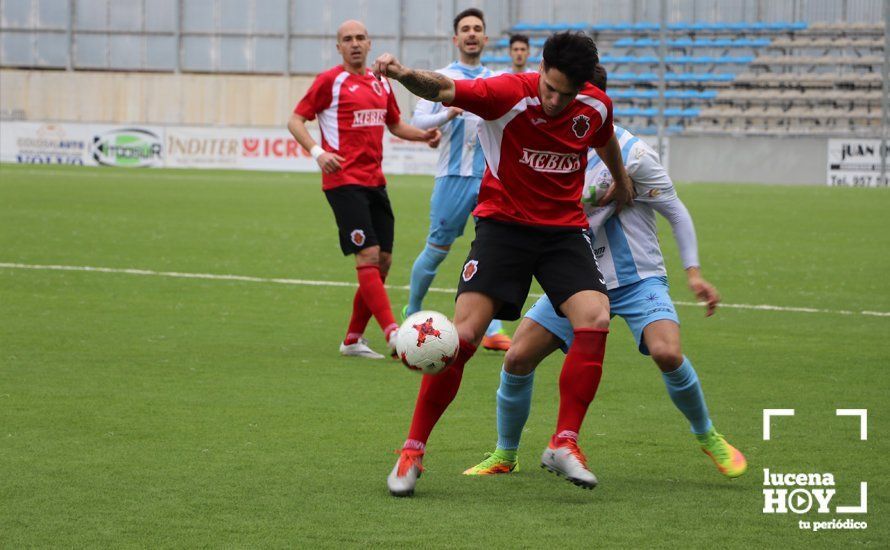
[661,356,713,435]
[496,368,535,450]
[407,244,448,315]
[485,319,504,337]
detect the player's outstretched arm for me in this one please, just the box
[650,197,719,316]
[287,113,345,174]
[373,53,456,104]
[595,134,635,213]
[387,120,442,148]
[412,100,463,130]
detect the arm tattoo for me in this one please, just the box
[399,69,450,101]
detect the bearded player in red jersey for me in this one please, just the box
[288,20,440,360]
[374,31,635,496]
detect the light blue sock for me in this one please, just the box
[661,356,713,435]
[496,368,535,450]
[485,318,504,337]
[407,244,448,315]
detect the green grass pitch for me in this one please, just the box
[1,164,888,547]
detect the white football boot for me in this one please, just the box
[540,439,598,490]
[387,449,424,497]
[339,338,384,359]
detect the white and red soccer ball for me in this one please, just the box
[395,311,459,375]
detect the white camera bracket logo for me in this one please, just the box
[761,408,867,515]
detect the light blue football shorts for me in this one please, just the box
[427,175,481,246]
[524,276,680,355]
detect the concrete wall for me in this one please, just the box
[669,135,827,185]
[0,69,417,127]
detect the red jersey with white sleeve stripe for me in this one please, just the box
[446,72,613,228]
[295,65,401,190]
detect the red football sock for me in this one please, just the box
[406,339,477,445]
[344,271,387,345]
[355,265,398,339]
[555,328,609,442]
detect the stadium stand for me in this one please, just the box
[481,20,884,136]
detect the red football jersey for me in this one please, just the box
[447,72,613,228]
[295,66,401,190]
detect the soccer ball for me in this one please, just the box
[395,311,460,375]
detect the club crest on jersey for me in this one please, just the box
[519,148,581,174]
[350,229,366,246]
[412,317,442,346]
[371,80,383,96]
[462,260,478,282]
[572,115,590,139]
[595,170,613,187]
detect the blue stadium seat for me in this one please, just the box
[494,37,546,47]
[668,22,693,31]
[600,55,660,64]
[615,107,659,117]
[480,55,512,64]
[614,37,651,47]
[511,20,805,35]
[674,73,734,82]
[611,72,735,83]
[665,20,806,33]
[514,23,558,31]
[627,125,684,135]
[664,55,754,64]
[610,72,659,82]
[600,55,753,65]
[608,37,771,49]
[609,90,660,99]
[633,22,660,31]
[609,90,718,100]
[663,108,701,117]
[615,108,699,119]
[741,38,772,46]
[664,90,718,99]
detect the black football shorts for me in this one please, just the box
[323,184,395,255]
[456,218,607,320]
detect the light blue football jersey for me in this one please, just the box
[583,126,687,289]
[411,62,493,178]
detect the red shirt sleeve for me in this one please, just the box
[294,72,332,121]
[446,74,524,121]
[589,93,614,148]
[384,78,401,125]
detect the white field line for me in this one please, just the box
[1,262,888,318]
